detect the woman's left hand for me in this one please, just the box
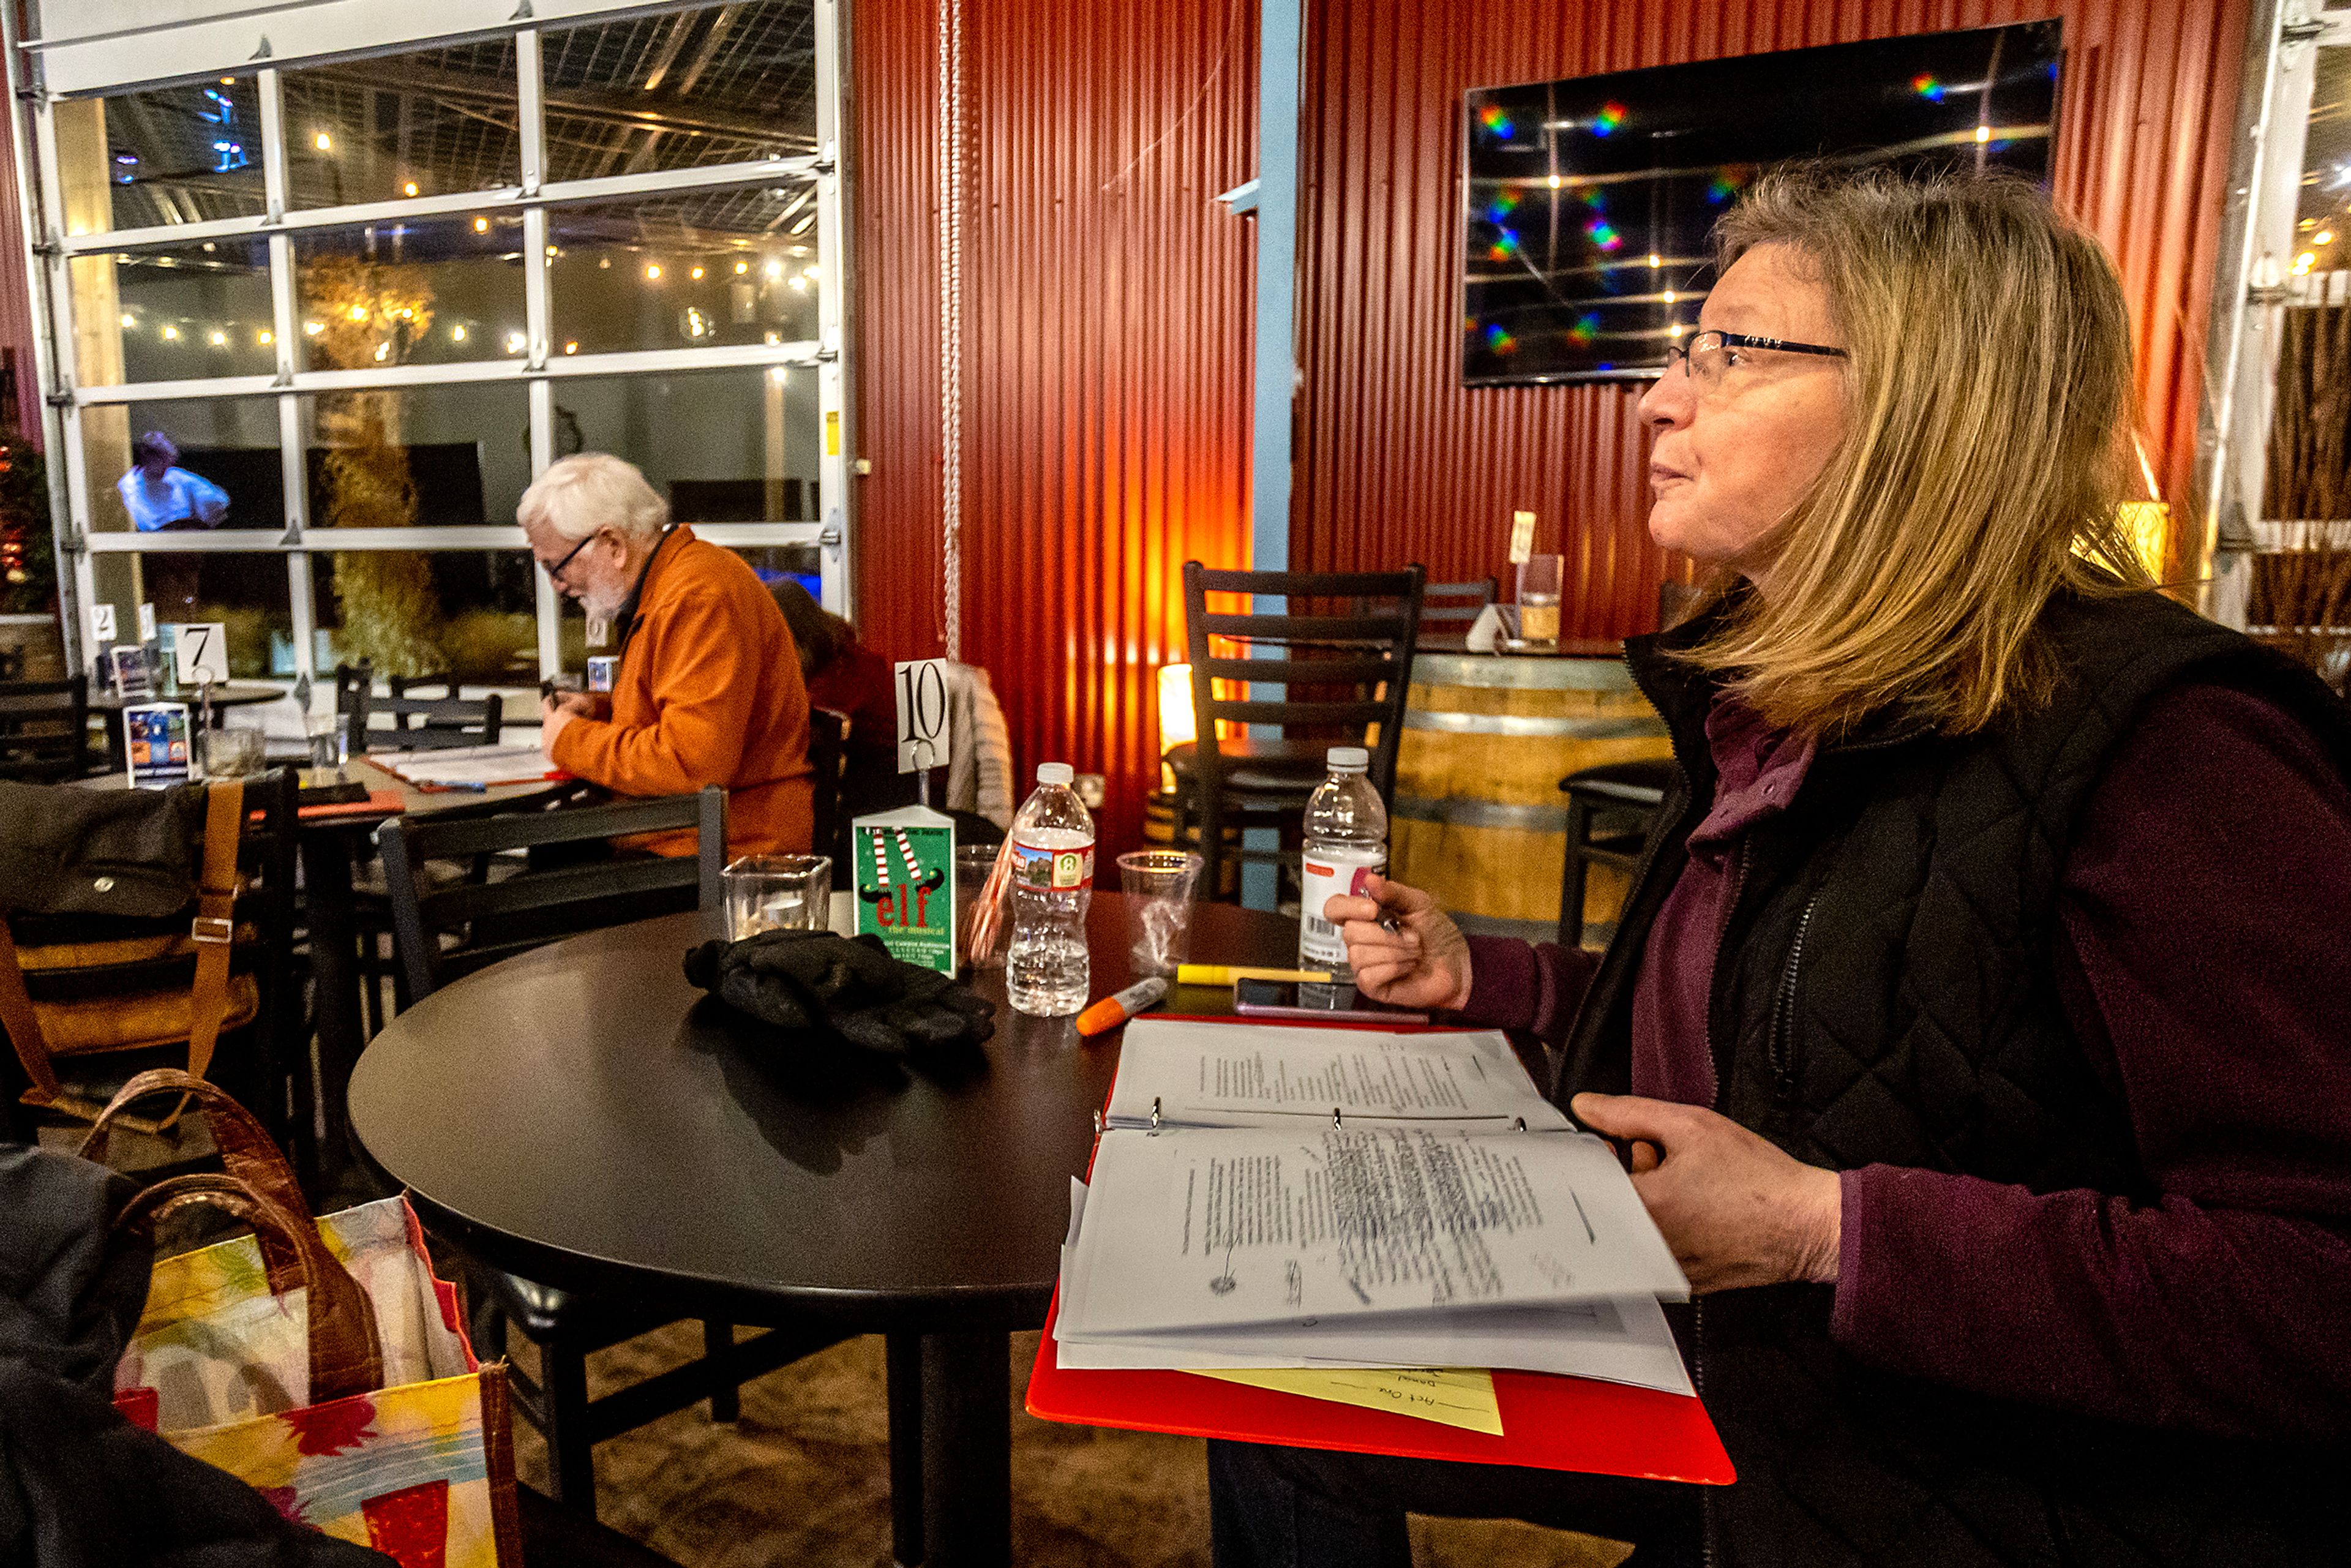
[1570,1092,1843,1294]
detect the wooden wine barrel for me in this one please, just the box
[1389,650,1671,942]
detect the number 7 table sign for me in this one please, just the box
[896,658,951,775]
[166,621,231,685]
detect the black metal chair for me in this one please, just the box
[807,705,847,882]
[377,787,842,1517]
[347,688,504,755]
[0,678,97,783]
[1171,562,1425,901]
[1556,759,1674,949]
[1420,577,1498,634]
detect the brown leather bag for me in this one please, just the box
[0,778,248,1123]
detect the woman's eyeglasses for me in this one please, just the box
[1663,329,1847,392]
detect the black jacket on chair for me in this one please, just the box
[1558,588,2351,1567]
[0,1144,389,1568]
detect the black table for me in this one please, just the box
[348,891,1294,1567]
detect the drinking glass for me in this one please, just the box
[1517,553,1564,645]
[304,712,347,782]
[724,854,833,939]
[204,727,266,779]
[1117,850,1202,975]
[956,842,1006,970]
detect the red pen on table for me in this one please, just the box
[1074,977,1168,1037]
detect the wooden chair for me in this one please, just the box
[1171,562,1424,901]
[0,678,97,783]
[1556,759,1674,950]
[377,787,842,1516]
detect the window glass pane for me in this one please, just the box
[90,553,291,678]
[83,78,266,231]
[280,40,521,211]
[552,364,819,523]
[75,237,274,386]
[299,384,533,528]
[547,189,820,356]
[85,396,280,535]
[293,217,524,369]
[730,544,824,598]
[309,552,538,683]
[539,1,817,181]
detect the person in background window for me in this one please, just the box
[768,579,899,814]
[526,453,814,857]
[117,432,229,619]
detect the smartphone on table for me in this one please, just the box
[1232,980,1430,1025]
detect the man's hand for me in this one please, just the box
[1570,1092,1842,1294]
[1325,874,1473,1012]
[540,692,593,759]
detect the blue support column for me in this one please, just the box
[1242,0,1302,912]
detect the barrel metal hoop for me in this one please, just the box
[1411,652,1637,691]
[1401,710,1669,739]
[1392,793,1571,831]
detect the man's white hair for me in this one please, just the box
[517,452,670,542]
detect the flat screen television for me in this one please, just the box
[1461,21,2062,386]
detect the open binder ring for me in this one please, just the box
[1149,1096,1161,1133]
[1333,1106,1343,1129]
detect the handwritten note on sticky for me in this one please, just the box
[1183,1367,1503,1436]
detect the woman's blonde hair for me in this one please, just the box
[1687,165,2152,739]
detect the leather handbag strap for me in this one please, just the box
[115,1172,384,1406]
[0,918,61,1101]
[80,1069,312,1225]
[181,778,245,1084]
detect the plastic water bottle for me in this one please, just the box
[1007,762,1097,1016]
[1298,746,1388,980]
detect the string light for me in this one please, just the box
[304,320,324,336]
[599,257,612,269]
[2320,230,2338,246]
[119,312,135,328]
[473,216,489,233]
[314,131,333,152]
[805,264,821,280]
[161,325,179,340]
[546,246,560,258]
[257,329,272,345]
[1663,290,1676,304]
[563,340,579,354]
[734,260,749,275]
[1648,253,1661,268]
[403,181,420,197]
[769,366,788,384]
[1974,124,1990,143]
[764,329,781,345]
[763,258,784,282]
[348,304,368,321]
[504,331,526,354]
[451,324,467,342]
[789,274,808,292]
[690,264,705,279]
[208,329,226,346]
[644,263,662,280]
[1548,174,1564,189]
[372,342,390,361]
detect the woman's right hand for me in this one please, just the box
[1325,874,1474,1012]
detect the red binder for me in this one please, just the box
[1026,1012,1736,1485]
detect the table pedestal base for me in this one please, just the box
[910,1330,1010,1568]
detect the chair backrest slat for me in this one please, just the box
[378,785,728,1004]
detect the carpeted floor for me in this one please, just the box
[506,1324,1633,1567]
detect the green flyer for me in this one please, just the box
[853,805,956,973]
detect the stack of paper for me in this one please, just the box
[367,744,560,789]
[1053,1021,1695,1397]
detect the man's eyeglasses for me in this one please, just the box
[538,531,597,584]
[1662,329,1847,393]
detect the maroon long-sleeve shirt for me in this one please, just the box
[1461,683,2351,1441]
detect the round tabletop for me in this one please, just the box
[348,891,1298,1329]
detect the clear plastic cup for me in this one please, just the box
[956,842,1006,971]
[1117,849,1202,975]
[204,727,266,779]
[724,854,833,939]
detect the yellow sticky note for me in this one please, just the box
[1183,1367,1503,1436]
[1508,510,1537,564]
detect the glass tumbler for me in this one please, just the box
[1117,849,1202,975]
[1517,553,1564,645]
[204,727,266,779]
[724,854,833,939]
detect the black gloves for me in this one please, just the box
[683,930,996,1057]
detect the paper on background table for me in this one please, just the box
[367,745,560,788]
[1186,1367,1504,1436]
[1060,1128,1686,1337]
[1105,1019,1570,1131]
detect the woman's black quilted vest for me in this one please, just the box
[1555,590,2351,1567]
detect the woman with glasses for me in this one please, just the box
[1214,168,2351,1566]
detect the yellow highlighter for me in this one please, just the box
[1174,964,1335,988]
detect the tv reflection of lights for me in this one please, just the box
[1461,21,2059,386]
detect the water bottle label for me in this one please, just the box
[1013,839,1095,891]
[1299,846,1385,966]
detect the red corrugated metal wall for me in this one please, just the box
[1291,0,2248,620]
[852,0,2248,847]
[852,0,1259,852]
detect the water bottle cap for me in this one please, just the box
[1037,762,1075,786]
[1327,746,1370,772]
